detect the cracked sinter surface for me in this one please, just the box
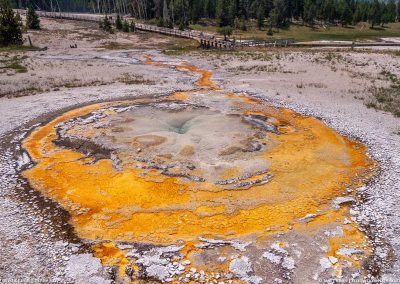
[12,54,379,283]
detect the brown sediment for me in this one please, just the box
[132,135,167,147]
[21,54,376,280]
[144,54,218,89]
[179,145,195,156]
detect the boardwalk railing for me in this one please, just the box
[239,38,296,47]
[15,9,298,49]
[16,10,208,42]
[199,38,296,49]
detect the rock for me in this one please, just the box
[125,266,134,277]
[298,213,318,223]
[16,152,31,170]
[65,254,111,284]
[229,256,252,278]
[231,241,252,252]
[350,209,359,216]
[71,246,80,253]
[116,243,134,250]
[218,256,227,263]
[146,264,169,281]
[271,242,288,255]
[282,257,295,270]
[344,218,352,225]
[319,258,332,272]
[332,196,355,209]
[351,271,361,279]
[247,275,263,284]
[87,276,113,284]
[328,256,338,265]
[262,252,282,264]
[242,114,279,134]
[336,248,363,257]
[196,237,250,252]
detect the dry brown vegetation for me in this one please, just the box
[367,70,400,117]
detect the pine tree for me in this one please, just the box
[115,14,123,30]
[122,19,129,32]
[14,12,23,29]
[204,0,217,18]
[368,0,381,28]
[229,0,237,23]
[15,0,399,31]
[216,0,232,26]
[322,0,335,23]
[269,7,279,27]
[267,23,273,35]
[101,16,113,33]
[129,20,136,32]
[174,0,189,29]
[270,0,287,28]
[303,0,317,26]
[188,0,203,23]
[238,0,250,19]
[353,2,363,25]
[381,4,390,26]
[387,0,397,23]
[284,0,294,19]
[26,5,40,30]
[0,0,23,47]
[292,0,303,19]
[256,1,265,29]
[338,0,352,26]
[397,0,400,21]
[163,0,169,24]
[358,2,370,22]
[217,25,233,40]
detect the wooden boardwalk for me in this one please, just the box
[16,10,218,45]
[16,9,295,50]
[16,10,400,49]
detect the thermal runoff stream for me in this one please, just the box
[21,54,375,282]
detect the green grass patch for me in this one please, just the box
[367,86,400,117]
[367,71,400,117]
[97,42,136,50]
[0,87,42,98]
[0,45,41,53]
[118,74,155,85]
[61,79,105,88]
[6,61,27,73]
[161,38,200,55]
[0,55,28,73]
[189,22,400,42]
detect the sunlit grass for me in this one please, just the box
[190,22,400,42]
[0,45,40,53]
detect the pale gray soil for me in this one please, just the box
[185,48,400,281]
[0,17,400,283]
[0,18,196,282]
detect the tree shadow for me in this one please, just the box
[370,26,386,31]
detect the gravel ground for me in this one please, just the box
[185,49,400,280]
[0,49,195,282]
[1,16,400,281]
[1,48,399,282]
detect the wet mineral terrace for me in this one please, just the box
[21,55,375,283]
